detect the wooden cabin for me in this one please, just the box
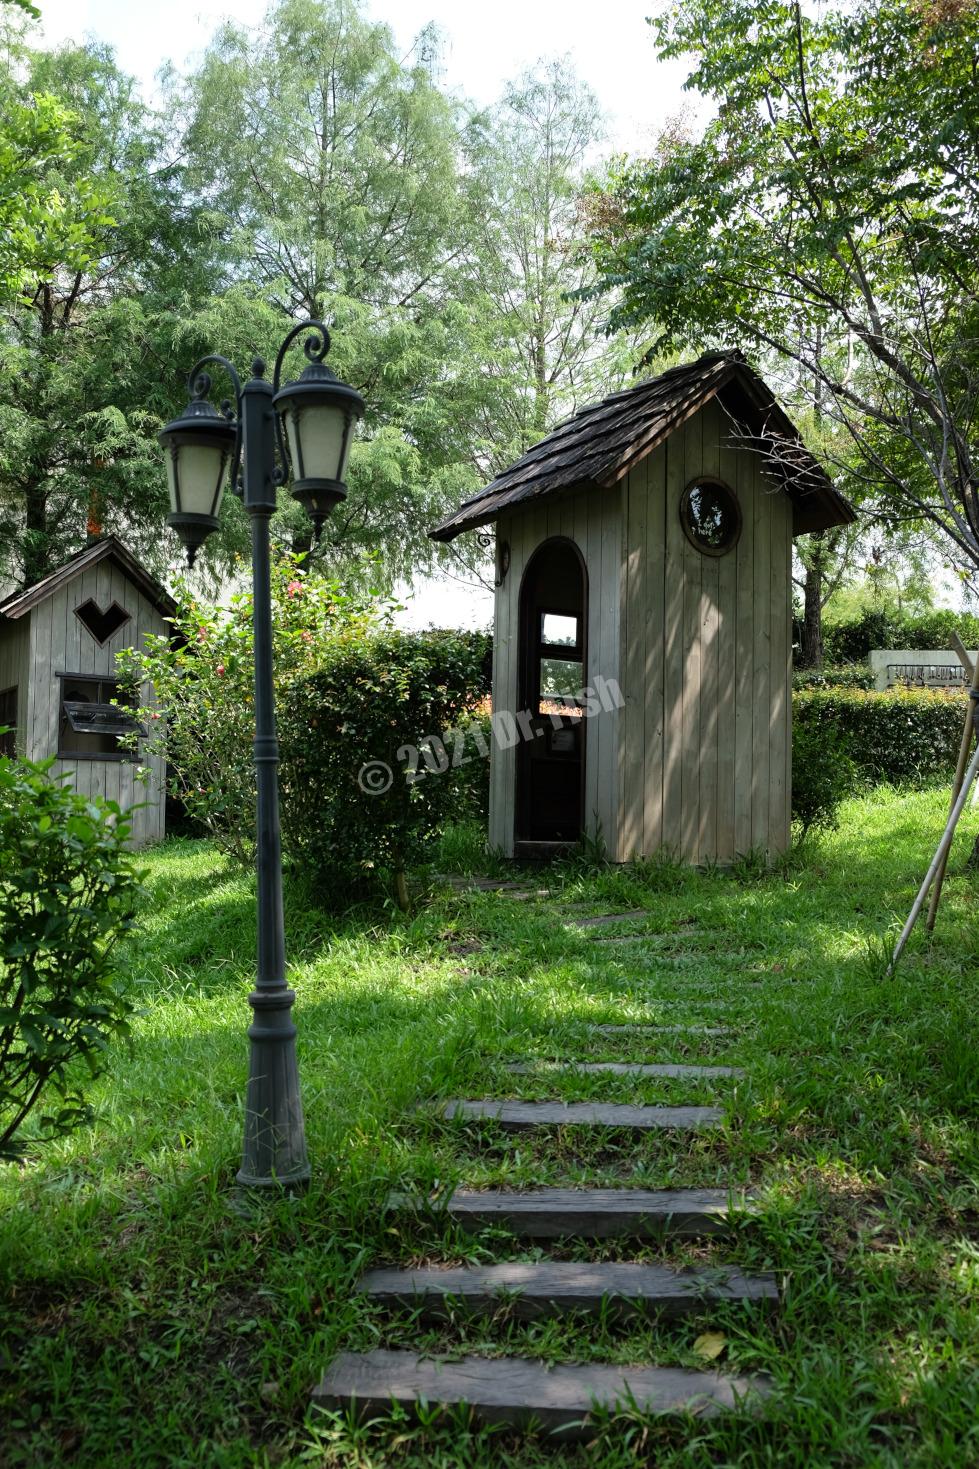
[0,537,175,846]
[430,351,854,864]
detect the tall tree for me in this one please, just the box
[586,0,979,610]
[0,31,217,588]
[433,59,638,591]
[462,59,629,472]
[174,0,487,583]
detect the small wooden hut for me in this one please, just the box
[0,537,175,846]
[430,350,854,864]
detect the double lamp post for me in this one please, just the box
[159,322,364,1189]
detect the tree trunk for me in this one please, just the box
[23,481,50,588]
[798,559,824,669]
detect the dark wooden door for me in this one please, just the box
[516,540,587,844]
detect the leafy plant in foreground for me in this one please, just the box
[0,752,145,1156]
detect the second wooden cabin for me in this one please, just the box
[431,351,854,864]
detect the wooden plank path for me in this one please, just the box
[442,1099,724,1130]
[389,1186,755,1238]
[312,1351,772,1439]
[505,1060,744,1080]
[357,1260,778,1320]
[316,891,774,1438]
[588,1024,734,1037]
[563,909,649,928]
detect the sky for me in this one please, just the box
[34,0,693,627]
[37,0,689,153]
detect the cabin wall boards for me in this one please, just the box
[616,399,793,864]
[0,538,174,847]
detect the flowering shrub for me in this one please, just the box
[117,558,389,864]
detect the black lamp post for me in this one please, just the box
[159,322,364,1189]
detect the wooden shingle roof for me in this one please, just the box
[429,350,854,542]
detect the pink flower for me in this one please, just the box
[216,665,225,677]
[301,630,312,643]
[286,580,302,598]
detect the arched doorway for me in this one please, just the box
[516,538,587,846]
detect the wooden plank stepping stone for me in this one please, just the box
[391,1187,752,1238]
[505,1061,744,1080]
[565,910,648,928]
[311,1350,771,1438]
[437,876,546,896]
[589,1024,734,1038]
[441,1100,723,1130]
[356,1260,778,1321]
[591,936,647,946]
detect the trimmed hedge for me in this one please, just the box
[279,628,491,904]
[793,663,875,691]
[792,686,968,787]
[822,609,979,665]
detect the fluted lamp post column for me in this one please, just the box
[159,323,364,1189]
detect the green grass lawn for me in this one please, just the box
[2,784,979,1468]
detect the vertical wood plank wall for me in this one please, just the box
[24,569,168,846]
[0,618,30,748]
[489,484,623,856]
[619,399,793,863]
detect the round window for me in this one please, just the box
[680,479,742,556]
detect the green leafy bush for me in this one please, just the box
[791,717,857,838]
[117,558,387,865]
[451,709,492,821]
[793,687,967,788]
[279,629,492,906]
[0,754,145,1157]
[792,663,875,691]
[823,609,979,665]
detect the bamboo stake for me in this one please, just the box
[952,632,975,680]
[925,639,979,930]
[888,740,979,973]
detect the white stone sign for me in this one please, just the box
[869,650,977,692]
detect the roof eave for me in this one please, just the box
[429,477,601,542]
[790,487,856,535]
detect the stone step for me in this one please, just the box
[505,1061,744,1080]
[441,1099,723,1131]
[390,1186,753,1238]
[356,1259,778,1321]
[312,1350,771,1438]
[588,1024,734,1038]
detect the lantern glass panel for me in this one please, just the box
[284,402,347,483]
[171,442,227,518]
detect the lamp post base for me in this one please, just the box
[236,986,311,1190]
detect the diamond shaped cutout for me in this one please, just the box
[75,599,132,645]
